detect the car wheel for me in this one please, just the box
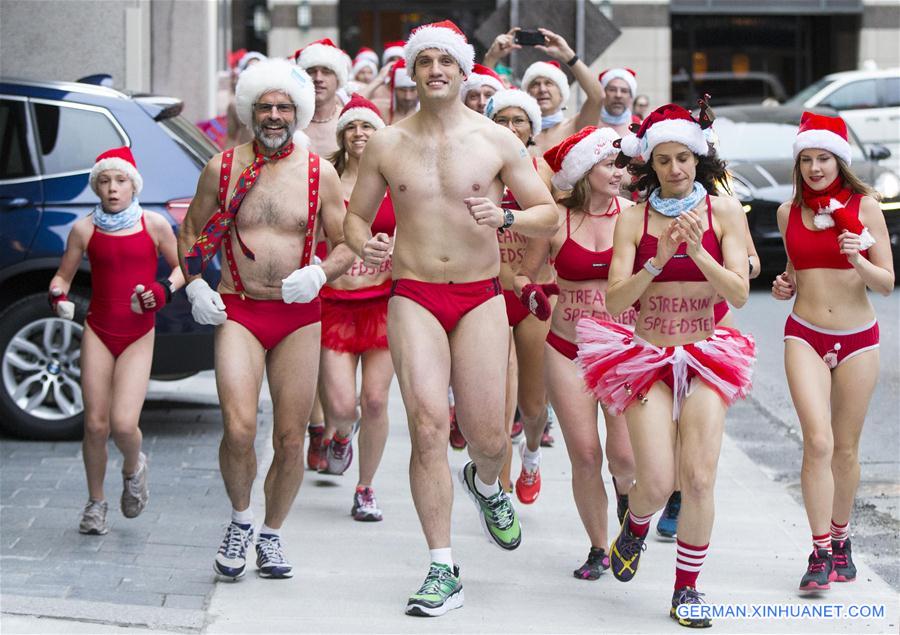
[0,291,88,440]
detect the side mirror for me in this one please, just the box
[869,144,891,161]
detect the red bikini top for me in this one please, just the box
[554,204,618,282]
[633,195,723,282]
[785,193,867,270]
[341,190,396,237]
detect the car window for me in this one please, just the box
[784,77,832,107]
[158,115,216,168]
[821,80,879,111]
[0,99,37,179]
[715,117,865,163]
[883,77,900,108]
[33,102,124,175]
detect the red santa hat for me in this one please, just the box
[389,58,417,121]
[235,58,316,129]
[382,40,405,65]
[356,47,379,67]
[522,61,570,104]
[792,111,852,166]
[619,103,709,161]
[336,93,386,133]
[598,67,637,96]
[352,57,378,80]
[485,88,542,138]
[404,20,475,78]
[461,64,504,100]
[294,38,350,89]
[90,146,143,195]
[543,126,620,190]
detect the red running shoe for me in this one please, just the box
[449,406,467,450]
[307,425,325,471]
[510,417,524,443]
[540,421,555,448]
[514,444,541,504]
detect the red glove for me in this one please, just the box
[131,281,170,314]
[519,283,560,321]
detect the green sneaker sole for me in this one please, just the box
[458,462,521,551]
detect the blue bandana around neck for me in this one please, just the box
[649,182,707,218]
[601,106,632,126]
[541,109,564,131]
[92,198,142,232]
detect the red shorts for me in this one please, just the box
[221,294,321,351]
[320,281,391,355]
[390,278,502,333]
[784,314,879,369]
[503,289,530,328]
[546,330,577,360]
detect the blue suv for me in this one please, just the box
[0,78,219,439]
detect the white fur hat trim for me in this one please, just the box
[485,89,542,137]
[382,45,404,65]
[297,42,350,89]
[404,25,475,78]
[599,68,637,96]
[352,58,378,78]
[551,127,619,190]
[461,73,504,99]
[522,61,571,104]
[235,58,316,129]
[792,129,852,166]
[90,158,143,195]
[622,118,708,161]
[336,107,385,132]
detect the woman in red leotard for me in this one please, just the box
[514,126,636,581]
[772,112,893,592]
[48,147,184,536]
[576,104,755,627]
[320,94,395,521]
[484,89,556,494]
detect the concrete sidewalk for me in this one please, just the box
[202,382,899,634]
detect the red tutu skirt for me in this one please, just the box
[320,281,390,355]
[575,318,755,419]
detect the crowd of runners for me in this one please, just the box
[48,19,893,627]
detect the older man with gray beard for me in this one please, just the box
[178,58,353,581]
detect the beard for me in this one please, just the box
[253,119,297,150]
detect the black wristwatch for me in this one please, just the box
[157,278,173,303]
[498,208,515,232]
[566,54,579,67]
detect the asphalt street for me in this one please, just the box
[1,288,898,633]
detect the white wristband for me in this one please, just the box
[643,259,663,277]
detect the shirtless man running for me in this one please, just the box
[295,38,349,155]
[343,21,558,617]
[178,59,352,580]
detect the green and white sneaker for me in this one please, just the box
[405,562,464,617]
[458,460,522,550]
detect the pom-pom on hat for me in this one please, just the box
[382,40,405,65]
[294,38,350,88]
[543,126,620,190]
[235,58,316,129]
[619,103,709,162]
[792,111,852,166]
[522,60,570,104]
[485,88,542,137]
[598,67,637,96]
[336,93,385,133]
[404,20,475,78]
[90,146,143,195]
[461,64,504,100]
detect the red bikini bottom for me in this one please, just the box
[390,278,501,333]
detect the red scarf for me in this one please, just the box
[186,141,294,275]
[800,176,867,238]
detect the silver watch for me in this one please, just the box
[499,208,515,232]
[643,259,663,277]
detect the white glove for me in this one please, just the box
[185,279,227,325]
[281,265,326,303]
[49,287,75,320]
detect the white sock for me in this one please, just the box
[522,446,541,471]
[259,523,280,537]
[475,473,500,498]
[232,507,253,526]
[430,548,453,567]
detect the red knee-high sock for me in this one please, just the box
[627,510,653,538]
[674,539,709,590]
[830,520,849,542]
[812,532,831,553]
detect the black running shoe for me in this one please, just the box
[670,586,712,628]
[611,477,629,526]
[831,539,856,582]
[609,518,647,582]
[573,547,610,580]
[799,548,833,591]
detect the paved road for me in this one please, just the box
[1,289,898,633]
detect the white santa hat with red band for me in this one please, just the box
[485,88,542,137]
[792,110,852,166]
[404,20,475,78]
[461,64,504,100]
[390,59,416,89]
[619,103,709,161]
[336,93,385,132]
[352,56,378,79]
[294,38,351,89]
[522,61,571,104]
[90,146,143,195]
[598,67,637,96]
[235,58,316,129]
[543,126,619,190]
[382,40,405,65]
